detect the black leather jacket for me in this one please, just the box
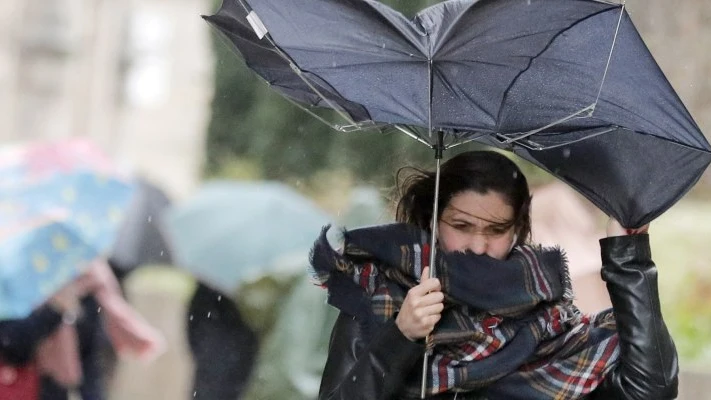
[319,234,679,400]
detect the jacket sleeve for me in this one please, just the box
[0,306,63,365]
[593,234,679,400]
[319,312,426,400]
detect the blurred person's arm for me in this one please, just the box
[0,306,63,365]
[0,269,96,365]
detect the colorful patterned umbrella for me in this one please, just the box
[0,140,135,319]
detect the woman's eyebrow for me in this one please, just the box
[447,204,507,225]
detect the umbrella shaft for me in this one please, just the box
[421,153,442,398]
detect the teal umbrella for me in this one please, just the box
[339,185,390,229]
[163,181,333,296]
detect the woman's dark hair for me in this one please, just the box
[395,151,531,246]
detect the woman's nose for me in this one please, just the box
[467,234,487,255]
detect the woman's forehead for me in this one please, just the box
[445,190,514,222]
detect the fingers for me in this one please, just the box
[416,301,445,317]
[410,277,441,297]
[422,266,432,280]
[395,268,445,341]
[607,217,651,237]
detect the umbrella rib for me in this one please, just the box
[501,104,595,144]
[506,126,617,151]
[592,4,625,109]
[283,94,434,147]
[280,95,357,130]
[444,132,491,150]
[392,125,433,147]
[493,5,622,130]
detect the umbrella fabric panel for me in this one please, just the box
[3,172,135,252]
[499,6,708,151]
[0,221,99,319]
[0,138,122,190]
[480,128,711,227]
[427,0,615,133]
[235,0,432,127]
[204,0,372,122]
[110,179,174,271]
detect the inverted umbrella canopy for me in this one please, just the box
[204,0,711,228]
[163,181,333,296]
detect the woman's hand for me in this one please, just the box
[78,258,122,299]
[395,266,445,341]
[48,276,94,315]
[48,258,118,314]
[606,218,650,237]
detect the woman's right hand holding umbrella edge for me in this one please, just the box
[395,266,444,342]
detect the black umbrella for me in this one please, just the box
[204,0,710,229]
[109,179,173,274]
[204,1,710,394]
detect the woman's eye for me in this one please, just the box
[486,227,509,235]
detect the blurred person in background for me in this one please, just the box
[187,282,258,400]
[0,259,164,400]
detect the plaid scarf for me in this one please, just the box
[310,223,620,399]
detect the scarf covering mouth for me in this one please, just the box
[310,223,619,399]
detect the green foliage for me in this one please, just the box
[649,200,711,366]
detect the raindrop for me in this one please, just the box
[408,53,414,57]
[193,391,197,398]
[352,376,357,382]
[562,148,571,158]
[217,295,222,302]
[332,61,338,68]
[189,314,194,321]
[160,251,164,256]
[207,311,212,318]
[147,215,152,223]
[381,43,386,49]
[97,307,102,313]
[512,170,518,179]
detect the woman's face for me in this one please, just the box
[437,190,516,260]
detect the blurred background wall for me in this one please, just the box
[0,0,213,200]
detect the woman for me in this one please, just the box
[310,151,678,399]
